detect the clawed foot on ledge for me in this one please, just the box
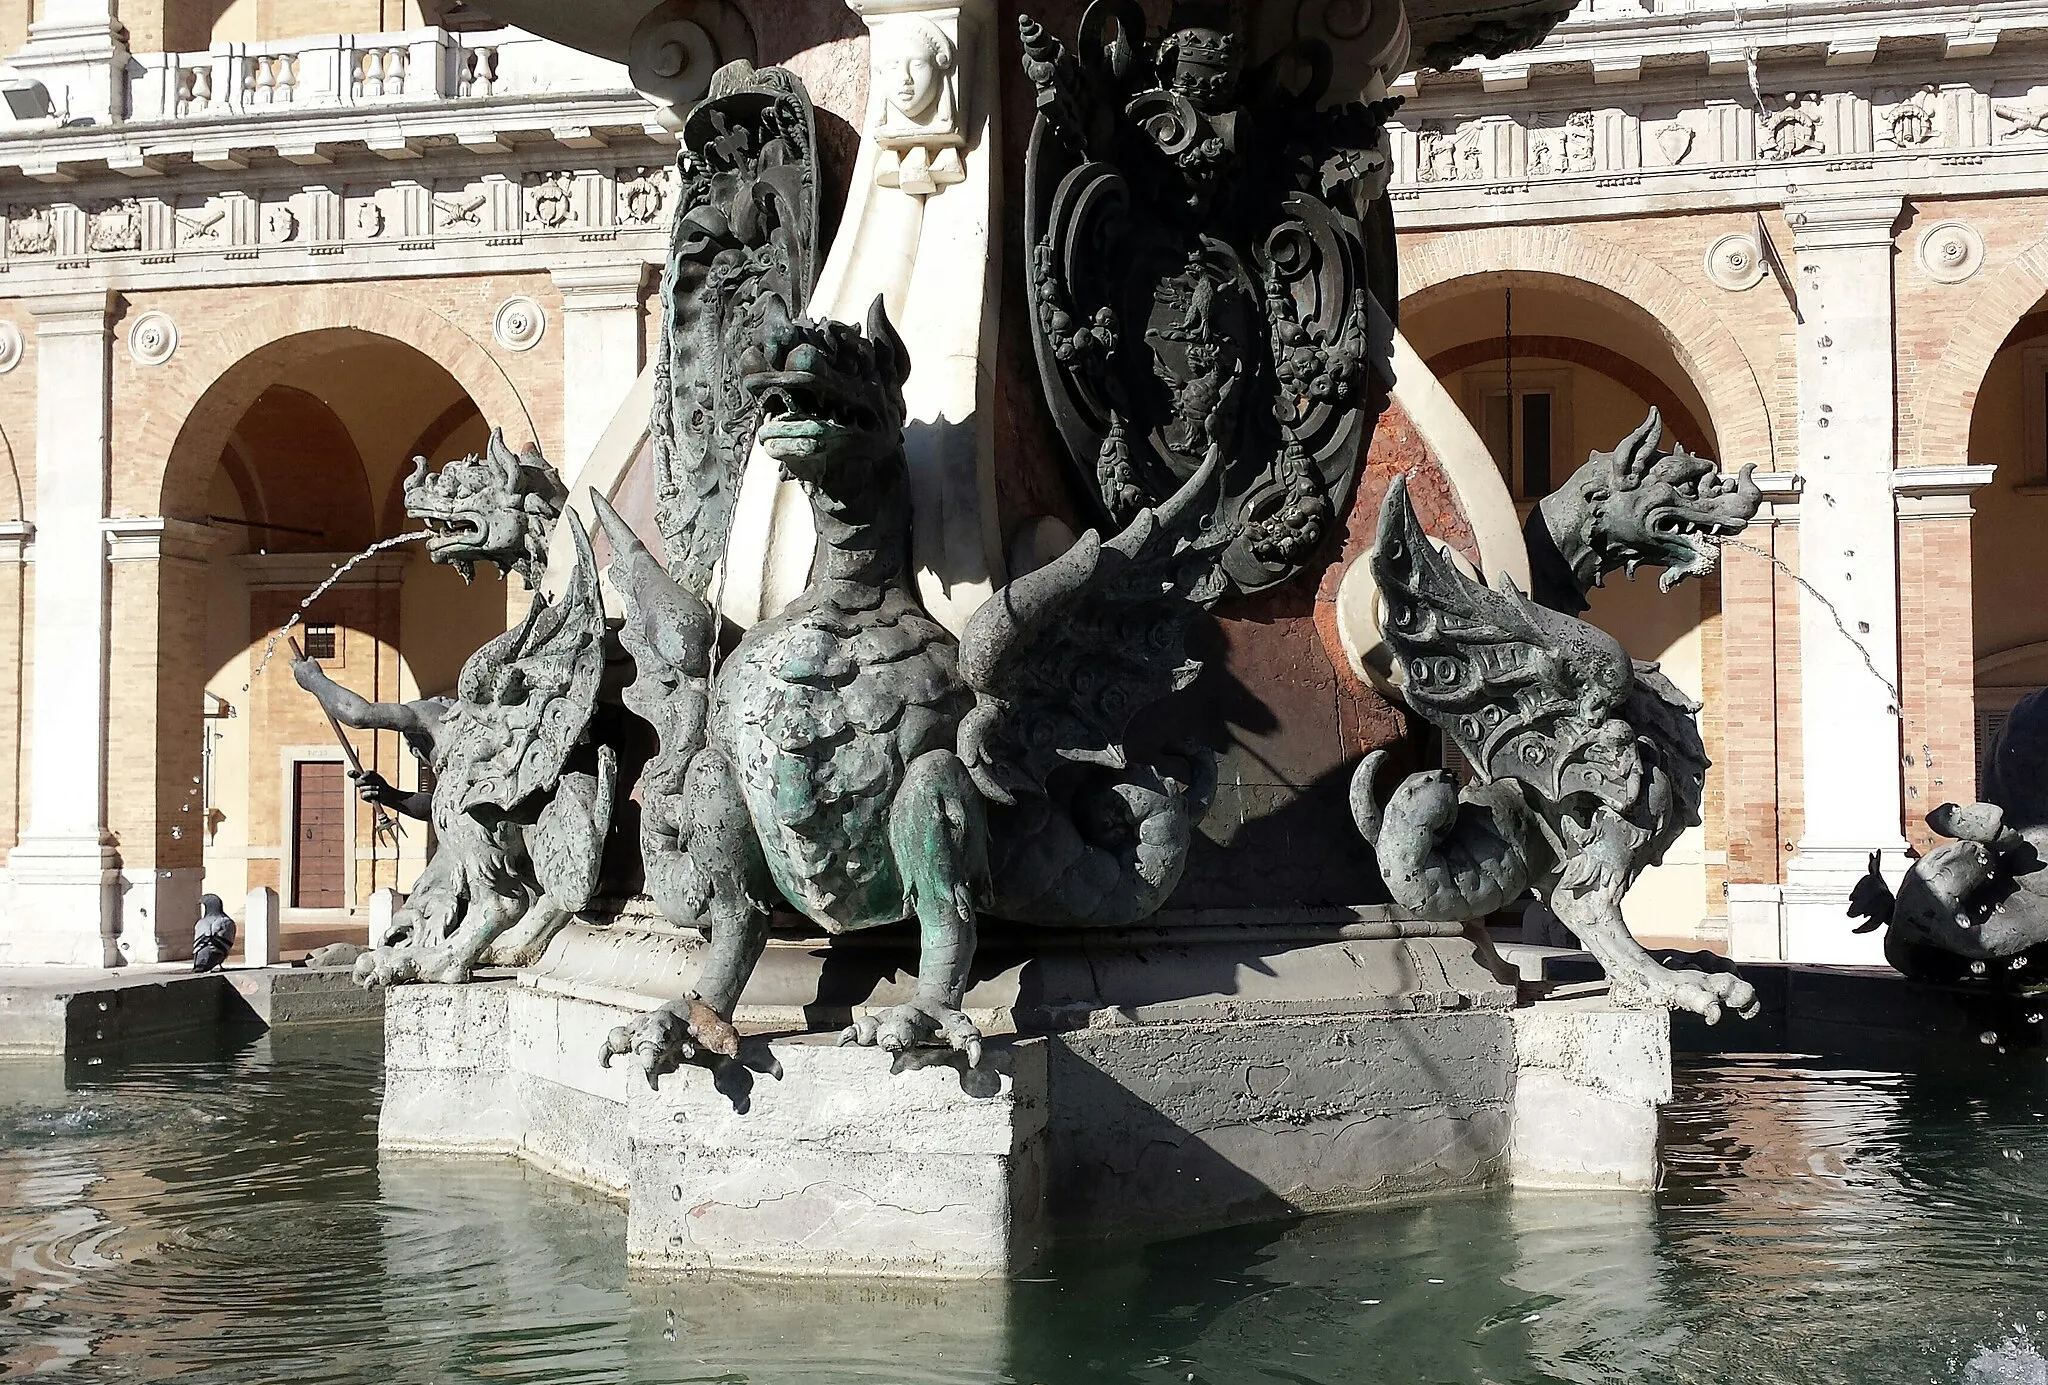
[1610,959,1760,1024]
[599,995,740,1087]
[354,944,476,989]
[839,1000,983,1067]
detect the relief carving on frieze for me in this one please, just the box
[1020,1,1396,599]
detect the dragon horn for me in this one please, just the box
[1615,408,1663,489]
[864,294,912,387]
[589,489,657,579]
[487,427,521,487]
[405,453,429,487]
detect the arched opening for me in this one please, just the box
[1401,271,1728,942]
[1966,300,2048,794]
[185,331,509,949]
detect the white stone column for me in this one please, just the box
[549,263,649,488]
[3,289,118,968]
[7,0,128,126]
[725,0,1005,635]
[1778,195,1909,965]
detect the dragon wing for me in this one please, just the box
[1373,474,1640,814]
[436,511,608,816]
[650,62,820,598]
[957,452,1226,809]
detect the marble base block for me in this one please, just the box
[1509,999,1671,1190]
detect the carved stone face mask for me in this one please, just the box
[880,42,940,122]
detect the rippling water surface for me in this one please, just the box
[6,1029,2048,1383]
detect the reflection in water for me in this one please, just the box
[5,1037,2048,1382]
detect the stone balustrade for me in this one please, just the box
[124,28,630,125]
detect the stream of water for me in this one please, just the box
[5,1032,2048,1383]
[242,531,434,689]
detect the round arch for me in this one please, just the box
[1400,226,1780,471]
[1909,237,2048,469]
[142,283,538,521]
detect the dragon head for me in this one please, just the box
[1554,409,1762,595]
[742,296,910,510]
[403,428,567,587]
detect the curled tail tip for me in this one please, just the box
[1350,750,1389,843]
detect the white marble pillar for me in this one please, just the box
[550,263,649,487]
[3,290,118,968]
[1778,195,1909,965]
[724,0,1005,635]
[7,0,128,126]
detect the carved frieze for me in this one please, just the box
[617,166,669,227]
[8,206,55,256]
[525,171,577,229]
[1759,91,1824,162]
[1390,68,2048,193]
[87,199,144,253]
[1530,111,1594,174]
[1020,3,1396,598]
[1879,85,1938,148]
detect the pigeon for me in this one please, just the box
[192,894,236,972]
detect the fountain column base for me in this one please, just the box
[377,922,1673,1276]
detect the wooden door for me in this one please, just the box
[291,760,347,909]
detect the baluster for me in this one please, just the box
[194,63,212,109]
[279,52,298,102]
[481,46,499,97]
[254,54,275,105]
[240,55,257,107]
[175,66,195,116]
[391,46,409,96]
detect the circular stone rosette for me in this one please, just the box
[1703,234,1766,292]
[492,296,546,352]
[128,311,179,367]
[0,322,22,374]
[1917,221,1984,285]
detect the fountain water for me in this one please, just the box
[242,530,434,690]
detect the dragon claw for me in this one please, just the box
[839,1001,985,1066]
[353,944,475,989]
[1612,962,1759,1022]
[598,996,737,1086]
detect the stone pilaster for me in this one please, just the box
[1893,464,1996,852]
[1725,473,1804,963]
[3,290,118,967]
[550,262,649,488]
[105,516,220,964]
[1778,194,1908,966]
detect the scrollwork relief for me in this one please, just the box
[1021,2,1396,598]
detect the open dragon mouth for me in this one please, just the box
[416,511,485,554]
[1642,510,1751,591]
[747,370,889,471]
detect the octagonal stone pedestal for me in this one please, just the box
[379,925,1670,1278]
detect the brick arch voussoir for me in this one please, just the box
[1400,226,1779,471]
[1910,241,2048,470]
[144,284,537,521]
